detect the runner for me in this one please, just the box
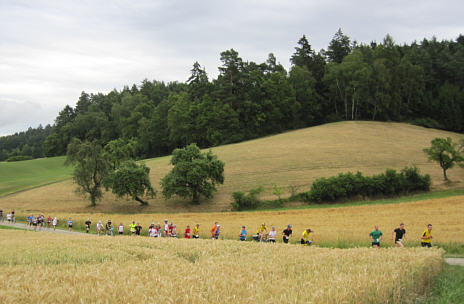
[96,221,104,236]
[118,222,124,235]
[67,218,73,232]
[257,223,267,242]
[6,212,11,223]
[85,219,92,233]
[268,226,277,243]
[369,225,383,248]
[149,224,157,237]
[421,224,433,247]
[163,219,169,237]
[47,216,52,229]
[135,223,142,236]
[214,224,220,239]
[0,209,3,222]
[106,220,113,236]
[156,223,162,237]
[130,221,137,236]
[32,216,38,231]
[11,210,15,223]
[301,228,313,246]
[148,222,155,233]
[239,225,247,241]
[282,224,293,244]
[52,217,58,231]
[392,223,406,247]
[168,222,174,237]
[171,224,177,237]
[184,225,191,239]
[37,215,43,231]
[211,222,219,240]
[27,214,33,227]
[192,224,200,239]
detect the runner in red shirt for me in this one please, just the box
[184,225,191,239]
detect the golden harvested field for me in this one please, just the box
[0,230,443,303]
[47,195,464,245]
[1,121,463,213]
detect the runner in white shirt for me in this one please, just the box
[118,223,124,235]
[149,226,158,237]
[96,221,104,236]
[163,219,169,237]
[52,217,57,231]
[268,226,277,243]
[6,213,11,223]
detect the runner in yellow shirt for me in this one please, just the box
[301,228,313,246]
[257,223,267,242]
[421,224,433,247]
[193,224,200,239]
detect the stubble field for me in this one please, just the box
[0,229,443,303]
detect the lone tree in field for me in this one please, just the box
[65,139,110,206]
[103,160,156,205]
[161,143,225,204]
[423,137,464,181]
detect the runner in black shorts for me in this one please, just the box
[369,225,383,248]
[85,219,92,233]
[32,217,38,231]
[282,224,293,244]
[392,223,406,247]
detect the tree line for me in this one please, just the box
[1,30,463,161]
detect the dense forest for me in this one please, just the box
[1,30,463,161]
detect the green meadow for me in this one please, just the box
[0,156,72,197]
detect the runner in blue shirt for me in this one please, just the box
[239,226,247,241]
[67,218,73,232]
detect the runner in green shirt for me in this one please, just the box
[369,225,383,248]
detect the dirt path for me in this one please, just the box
[445,258,464,266]
[1,222,86,235]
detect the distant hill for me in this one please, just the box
[0,121,462,213]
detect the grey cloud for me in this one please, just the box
[0,0,462,136]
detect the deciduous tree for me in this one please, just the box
[104,160,156,205]
[65,139,110,206]
[161,143,224,204]
[423,137,464,180]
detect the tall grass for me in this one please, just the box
[0,230,444,303]
[423,264,464,303]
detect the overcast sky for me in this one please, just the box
[0,0,462,136]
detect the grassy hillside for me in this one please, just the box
[0,156,72,197]
[0,121,463,213]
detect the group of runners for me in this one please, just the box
[0,210,15,224]
[1,210,434,247]
[369,223,434,248]
[23,214,60,231]
[79,219,435,248]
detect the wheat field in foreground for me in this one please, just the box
[0,121,463,213]
[41,195,464,246]
[0,230,443,303]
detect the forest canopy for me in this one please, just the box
[1,30,463,161]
